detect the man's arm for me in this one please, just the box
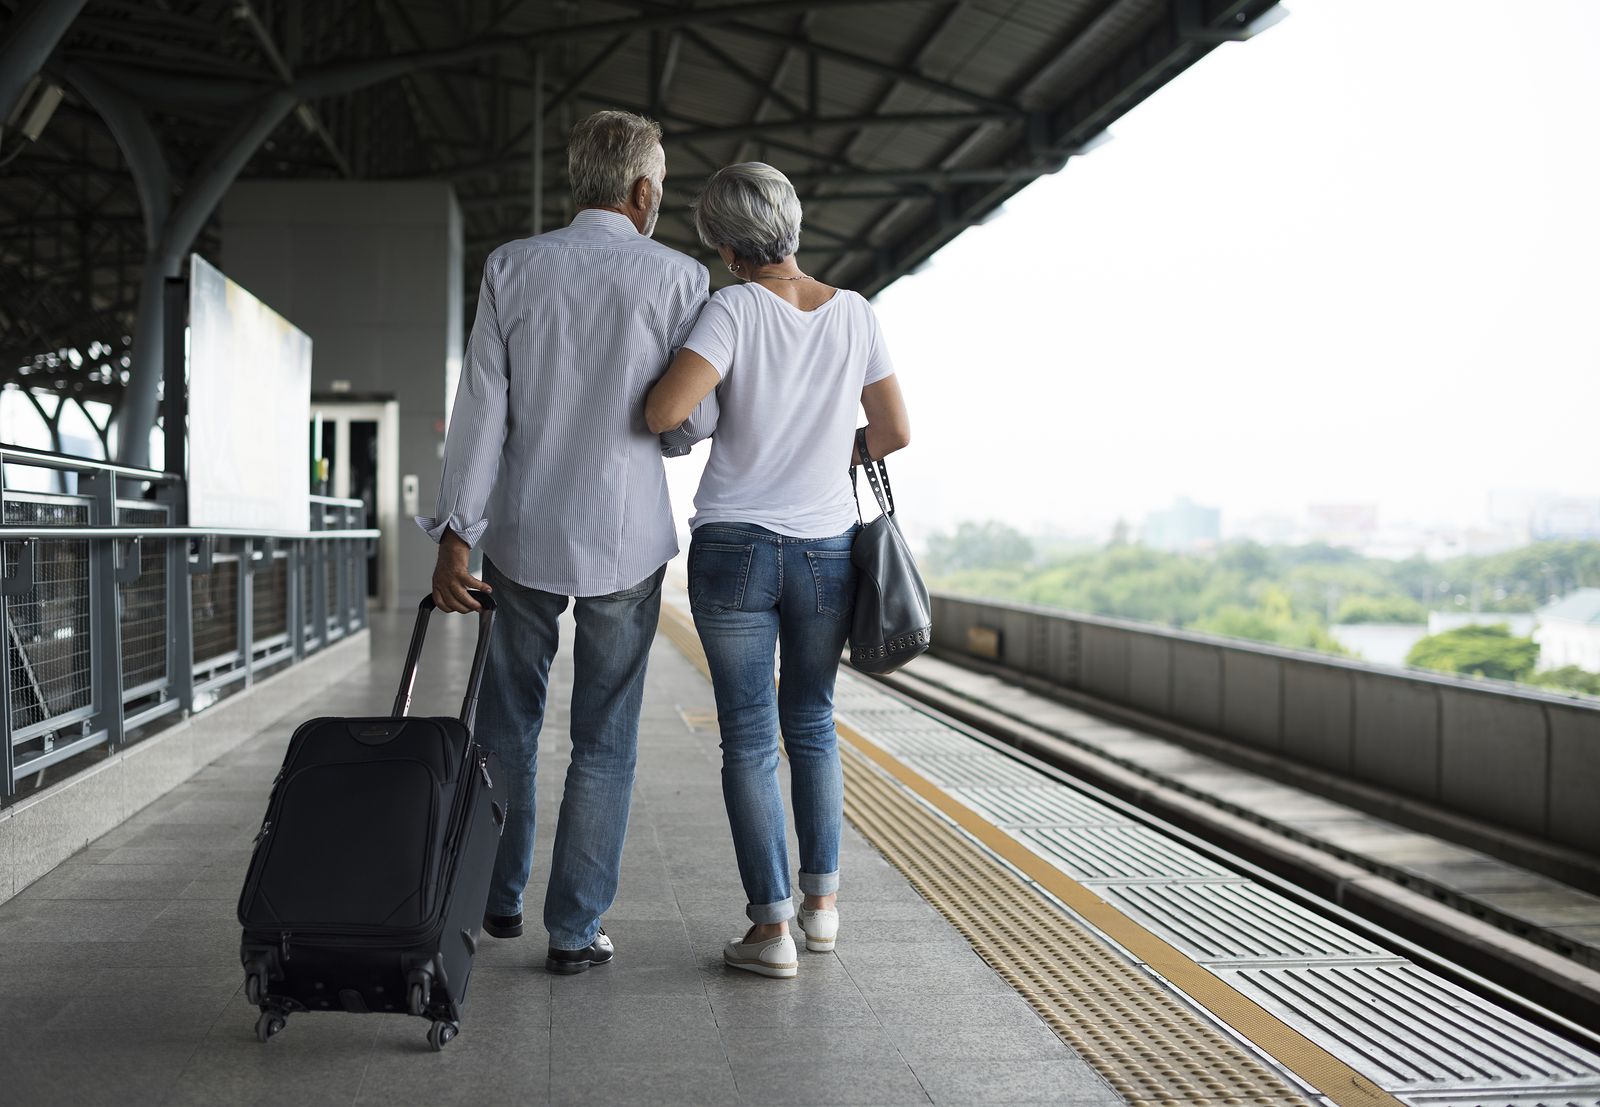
[416,262,509,612]
[660,388,719,456]
[654,262,713,455]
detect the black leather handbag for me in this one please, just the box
[848,428,931,674]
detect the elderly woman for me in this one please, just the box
[646,163,911,979]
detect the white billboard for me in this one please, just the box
[187,255,311,531]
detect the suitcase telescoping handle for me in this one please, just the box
[391,591,497,730]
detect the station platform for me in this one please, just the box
[2,600,1598,1106]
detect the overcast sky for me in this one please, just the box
[834,0,1600,542]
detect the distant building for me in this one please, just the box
[1306,503,1377,550]
[1140,497,1220,553]
[1534,589,1600,671]
[1427,611,1536,638]
[1531,499,1600,541]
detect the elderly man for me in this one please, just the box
[417,110,708,975]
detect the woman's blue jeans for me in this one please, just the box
[689,522,858,924]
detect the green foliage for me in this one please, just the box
[1333,593,1428,624]
[1523,666,1600,698]
[924,521,1034,575]
[926,529,1600,673]
[1190,586,1347,653]
[1405,625,1539,682]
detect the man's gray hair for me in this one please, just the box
[691,162,802,266]
[568,111,664,209]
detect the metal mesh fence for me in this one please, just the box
[191,559,239,665]
[118,506,168,692]
[4,498,93,732]
[252,553,289,644]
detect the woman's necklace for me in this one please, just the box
[755,271,812,281]
[732,260,819,283]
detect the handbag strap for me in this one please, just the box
[850,427,894,520]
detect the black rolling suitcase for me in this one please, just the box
[237,593,503,1051]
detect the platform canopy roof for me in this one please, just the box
[1,0,1280,411]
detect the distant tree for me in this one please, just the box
[1215,540,1272,579]
[1405,624,1538,681]
[1189,586,1346,653]
[924,521,1033,574]
[1333,594,1427,624]
[1522,666,1600,698]
[1108,518,1131,547]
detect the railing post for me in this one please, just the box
[81,468,126,752]
[288,540,304,662]
[166,519,195,721]
[240,538,256,689]
[1,460,11,801]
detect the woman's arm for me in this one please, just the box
[855,374,911,463]
[646,348,721,434]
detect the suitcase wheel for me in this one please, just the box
[427,1019,459,1052]
[244,971,266,1007]
[407,981,426,1017]
[254,1010,287,1043]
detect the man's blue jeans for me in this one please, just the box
[688,523,857,924]
[476,558,665,950]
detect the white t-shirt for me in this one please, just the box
[683,282,896,537]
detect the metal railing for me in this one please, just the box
[0,448,377,804]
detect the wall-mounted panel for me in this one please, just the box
[1281,662,1353,772]
[1222,649,1281,750]
[1170,639,1223,732]
[1352,672,1439,801]
[1548,703,1600,853]
[1438,690,1547,837]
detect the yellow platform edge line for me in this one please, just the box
[655,604,1402,1107]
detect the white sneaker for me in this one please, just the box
[723,932,798,978]
[796,906,839,952]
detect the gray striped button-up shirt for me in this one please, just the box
[416,209,709,596]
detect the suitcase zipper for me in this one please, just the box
[281,930,292,962]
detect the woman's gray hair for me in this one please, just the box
[568,111,664,209]
[692,162,802,266]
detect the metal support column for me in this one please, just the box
[0,0,89,128]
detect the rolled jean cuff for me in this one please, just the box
[798,869,839,896]
[747,898,796,925]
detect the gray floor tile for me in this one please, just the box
[552,1021,726,1060]
[709,986,879,1029]
[866,994,1050,1030]
[728,1058,930,1105]
[912,1060,1122,1105]
[0,1039,196,1107]
[550,1056,741,1107]
[552,990,717,1029]
[842,955,1014,996]
[720,1023,902,1063]
[886,1023,1070,1062]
